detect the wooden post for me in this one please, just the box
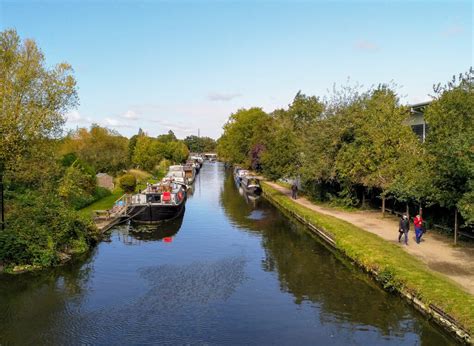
[381,195,386,217]
[454,208,458,245]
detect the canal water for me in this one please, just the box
[0,163,453,345]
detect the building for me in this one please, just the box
[407,101,431,142]
[96,173,114,190]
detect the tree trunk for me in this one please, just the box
[361,190,366,208]
[454,208,458,245]
[381,196,386,217]
[406,203,409,219]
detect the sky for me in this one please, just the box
[1,0,472,139]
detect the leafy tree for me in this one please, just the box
[61,125,129,173]
[167,141,189,163]
[217,108,270,166]
[132,136,163,171]
[0,29,77,173]
[157,130,177,143]
[286,91,324,131]
[424,69,474,227]
[183,135,216,153]
[335,86,420,212]
[261,115,301,180]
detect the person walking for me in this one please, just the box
[414,214,423,244]
[398,214,410,245]
[291,182,298,200]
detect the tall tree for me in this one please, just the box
[424,69,474,240]
[0,29,78,229]
[61,125,129,173]
[217,108,270,166]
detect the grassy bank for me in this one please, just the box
[263,182,474,339]
[78,189,124,219]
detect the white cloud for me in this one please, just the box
[102,117,133,128]
[121,110,139,120]
[354,40,379,51]
[208,92,242,101]
[66,110,92,124]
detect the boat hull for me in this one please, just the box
[242,185,262,196]
[127,202,186,224]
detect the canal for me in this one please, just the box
[0,163,453,344]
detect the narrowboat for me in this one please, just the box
[127,182,186,224]
[240,175,262,196]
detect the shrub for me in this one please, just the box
[0,191,98,268]
[119,174,137,193]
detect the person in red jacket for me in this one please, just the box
[414,214,423,244]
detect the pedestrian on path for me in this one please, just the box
[291,182,298,200]
[398,214,410,245]
[414,214,423,244]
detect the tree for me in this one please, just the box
[0,29,98,268]
[335,86,421,213]
[424,69,474,241]
[183,135,216,153]
[286,91,324,131]
[261,115,300,180]
[0,29,77,230]
[61,125,129,173]
[217,108,270,166]
[132,136,163,171]
[168,141,189,163]
[157,130,177,143]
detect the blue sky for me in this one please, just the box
[1,0,472,139]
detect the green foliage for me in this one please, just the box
[183,135,216,153]
[424,69,474,224]
[167,141,189,163]
[335,86,420,194]
[261,116,301,180]
[132,134,189,170]
[217,107,270,166]
[0,191,98,268]
[132,136,164,171]
[0,29,77,173]
[119,173,137,193]
[287,91,324,131]
[0,29,99,271]
[58,161,97,209]
[61,125,129,174]
[157,130,177,143]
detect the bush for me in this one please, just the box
[119,174,137,193]
[0,191,98,268]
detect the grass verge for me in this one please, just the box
[263,182,474,338]
[78,189,124,219]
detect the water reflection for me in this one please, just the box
[130,212,184,242]
[220,170,452,344]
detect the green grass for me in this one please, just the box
[78,189,124,219]
[263,182,474,335]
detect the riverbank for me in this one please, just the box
[262,182,473,344]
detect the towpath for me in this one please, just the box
[265,181,474,295]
